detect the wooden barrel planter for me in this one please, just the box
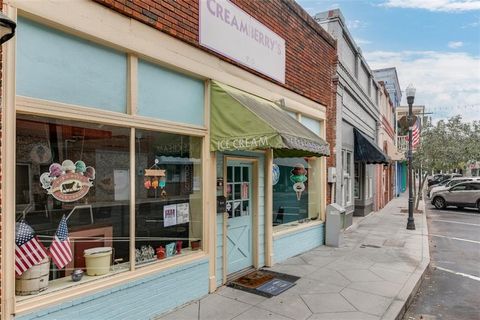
[15,257,50,296]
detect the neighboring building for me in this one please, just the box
[314,9,389,221]
[466,160,480,177]
[1,1,337,319]
[372,67,403,196]
[374,82,402,211]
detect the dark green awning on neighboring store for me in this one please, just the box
[354,128,390,164]
[210,81,330,158]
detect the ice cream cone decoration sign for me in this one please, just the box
[40,160,95,202]
[290,164,307,201]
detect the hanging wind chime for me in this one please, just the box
[144,159,167,198]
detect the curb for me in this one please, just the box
[381,198,431,320]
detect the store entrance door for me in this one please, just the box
[226,159,254,275]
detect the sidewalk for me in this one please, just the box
[156,193,430,320]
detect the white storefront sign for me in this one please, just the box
[199,0,286,83]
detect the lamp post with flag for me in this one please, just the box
[406,84,416,230]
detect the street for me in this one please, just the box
[404,202,480,320]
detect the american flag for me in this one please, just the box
[407,119,421,149]
[49,215,72,270]
[412,119,420,148]
[15,221,48,276]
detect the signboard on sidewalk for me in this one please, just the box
[199,0,286,83]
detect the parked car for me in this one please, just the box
[429,177,480,199]
[427,173,462,187]
[427,178,452,195]
[427,174,446,187]
[431,182,480,211]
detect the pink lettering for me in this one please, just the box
[231,15,239,30]
[215,2,224,21]
[206,0,216,15]
[224,8,231,24]
[240,21,248,35]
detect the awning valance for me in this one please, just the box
[354,128,390,164]
[210,81,330,157]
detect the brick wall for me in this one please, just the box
[94,0,338,200]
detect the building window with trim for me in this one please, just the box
[365,165,373,199]
[15,116,131,298]
[135,130,203,265]
[13,16,206,301]
[344,150,353,205]
[273,157,321,227]
[354,162,360,199]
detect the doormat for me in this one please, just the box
[228,269,299,297]
[256,279,295,296]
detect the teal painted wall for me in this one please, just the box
[16,258,209,320]
[138,60,205,126]
[273,224,324,264]
[216,152,265,287]
[16,17,127,113]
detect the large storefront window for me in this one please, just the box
[135,130,203,264]
[14,116,204,298]
[273,157,321,227]
[15,116,130,297]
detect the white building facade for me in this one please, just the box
[314,9,389,221]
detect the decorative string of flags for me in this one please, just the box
[15,215,72,276]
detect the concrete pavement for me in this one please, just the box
[155,193,430,320]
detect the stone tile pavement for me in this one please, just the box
[155,193,430,320]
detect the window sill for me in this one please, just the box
[15,250,206,316]
[273,219,324,239]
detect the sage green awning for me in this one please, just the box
[210,81,330,157]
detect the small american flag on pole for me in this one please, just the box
[49,215,72,270]
[15,221,48,276]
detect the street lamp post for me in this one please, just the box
[406,84,416,230]
[0,12,16,45]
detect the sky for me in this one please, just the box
[296,0,480,122]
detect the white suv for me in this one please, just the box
[429,177,480,199]
[431,182,480,211]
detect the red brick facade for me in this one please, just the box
[94,0,338,201]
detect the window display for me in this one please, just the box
[15,116,205,297]
[15,116,131,297]
[272,157,321,227]
[135,130,203,266]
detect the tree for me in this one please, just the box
[411,116,480,209]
